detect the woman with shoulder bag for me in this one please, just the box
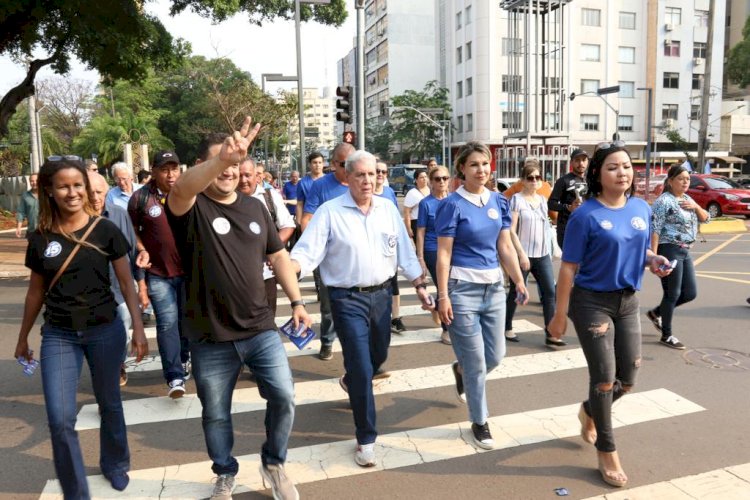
[13,157,148,499]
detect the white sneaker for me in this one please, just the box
[259,463,299,500]
[168,378,186,399]
[355,443,376,467]
[210,474,235,500]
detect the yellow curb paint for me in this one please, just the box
[693,234,743,267]
[696,274,750,285]
[698,219,747,234]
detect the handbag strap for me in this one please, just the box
[47,217,102,293]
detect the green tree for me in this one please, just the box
[365,121,394,161]
[389,81,451,162]
[726,16,750,88]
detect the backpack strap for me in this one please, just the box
[263,188,279,227]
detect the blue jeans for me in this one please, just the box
[147,274,189,382]
[569,286,641,452]
[116,301,131,363]
[190,330,295,475]
[654,244,697,337]
[40,319,130,499]
[505,254,557,333]
[447,279,506,425]
[424,250,448,332]
[328,286,392,445]
[314,268,337,346]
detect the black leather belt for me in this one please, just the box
[347,279,392,293]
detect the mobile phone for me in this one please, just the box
[658,259,678,271]
[515,290,529,304]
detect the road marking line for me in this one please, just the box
[693,234,743,267]
[78,348,587,431]
[695,274,750,285]
[129,319,542,373]
[44,389,704,499]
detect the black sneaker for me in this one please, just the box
[471,422,494,450]
[660,335,686,350]
[647,309,663,333]
[451,361,466,403]
[390,317,406,334]
[373,367,391,379]
[319,344,333,361]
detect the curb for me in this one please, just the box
[699,218,748,234]
[0,271,29,279]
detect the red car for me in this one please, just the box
[687,174,750,218]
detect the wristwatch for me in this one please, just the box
[415,283,427,291]
[290,300,306,308]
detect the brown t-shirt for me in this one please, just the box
[128,184,183,278]
[166,193,283,342]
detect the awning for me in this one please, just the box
[714,156,747,164]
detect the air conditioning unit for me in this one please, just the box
[664,23,674,31]
[664,118,675,128]
[693,57,705,66]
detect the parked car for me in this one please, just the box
[388,164,423,195]
[687,174,750,218]
[496,177,519,192]
[635,173,667,198]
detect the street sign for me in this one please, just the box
[343,131,357,145]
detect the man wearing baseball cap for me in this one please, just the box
[548,148,590,247]
[127,150,191,398]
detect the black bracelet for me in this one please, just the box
[415,283,427,291]
[290,300,306,308]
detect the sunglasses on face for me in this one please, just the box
[376,169,388,174]
[432,176,450,182]
[526,175,542,181]
[596,140,626,152]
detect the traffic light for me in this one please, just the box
[336,86,352,124]
[343,131,357,145]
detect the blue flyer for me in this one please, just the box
[279,318,316,350]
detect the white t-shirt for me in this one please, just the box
[510,193,549,258]
[404,188,427,220]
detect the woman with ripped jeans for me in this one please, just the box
[547,143,672,488]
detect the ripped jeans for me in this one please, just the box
[569,286,641,452]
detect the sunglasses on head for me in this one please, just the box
[47,155,83,162]
[596,140,626,152]
[432,176,450,182]
[526,175,542,181]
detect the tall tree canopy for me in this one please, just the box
[389,81,452,162]
[0,0,347,138]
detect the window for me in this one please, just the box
[692,73,704,90]
[618,115,634,132]
[544,112,560,129]
[690,104,701,120]
[502,111,522,129]
[665,7,681,26]
[662,104,678,120]
[465,5,472,25]
[466,42,472,60]
[694,10,708,27]
[456,11,462,30]
[582,8,601,26]
[543,76,560,90]
[456,46,462,64]
[663,72,679,89]
[466,77,473,96]
[502,37,522,56]
[580,114,599,131]
[456,81,463,98]
[502,75,522,93]
[581,44,601,62]
[619,11,636,29]
[457,115,464,133]
[693,42,707,58]
[467,113,474,132]
[581,79,600,94]
[664,40,680,57]
[619,46,635,63]
[619,81,635,98]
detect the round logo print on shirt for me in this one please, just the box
[387,234,397,249]
[249,222,261,235]
[487,208,499,220]
[599,219,614,230]
[148,205,162,218]
[630,217,647,231]
[43,241,62,258]
[212,217,231,235]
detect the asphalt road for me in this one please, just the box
[1,230,749,499]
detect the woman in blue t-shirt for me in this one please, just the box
[548,143,672,488]
[416,165,451,344]
[646,165,709,349]
[435,142,527,451]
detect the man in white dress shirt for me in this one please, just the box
[290,150,433,467]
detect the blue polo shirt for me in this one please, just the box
[282,181,298,215]
[416,195,443,252]
[435,191,511,270]
[563,197,652,292]
[376,186,398,207]
[297,175,314,206]
[303,172,348,214]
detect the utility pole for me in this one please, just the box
[697,0,716,173]
[355,0,366,150]
[294,0,306,172]
[28,96,40,174]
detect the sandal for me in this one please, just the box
[577,403,596,445]
[597,451,628,488]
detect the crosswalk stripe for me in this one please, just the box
[127,319,543,373]
[77,347,587,431]
[43,389,704,499]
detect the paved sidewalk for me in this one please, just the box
[0,229,29,278]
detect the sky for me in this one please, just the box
[0,0,358,97]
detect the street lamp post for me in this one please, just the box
[262,73,298,170]
[569,85,621,141]
[637,87,653,202]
